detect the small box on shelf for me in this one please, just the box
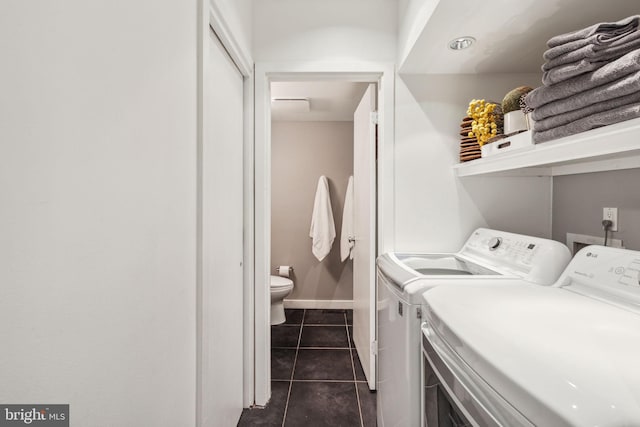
[481,130,534,158]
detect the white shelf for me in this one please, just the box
[398,0,639,75]
[453,118,640,177]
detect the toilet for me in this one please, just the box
[270,275,294,325]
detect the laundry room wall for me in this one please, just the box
[271,121,354,304]
[252,0,397,62]
[396,0,438,67]
[255,2,555,254]
[394,73,553,252]
[552,169,640,251]
[0,1,199,425]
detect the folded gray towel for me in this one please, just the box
[542,59,606,86]
[545,15,640,58]
[532,70,640,120]
[533,103,640,143]
[526,49,640,108]
[533,91,640,132]
[543,36,640,71]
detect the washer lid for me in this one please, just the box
[423,284,640,427]
[376,252,503,289]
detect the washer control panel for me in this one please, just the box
[465,230,542,266]
[460,228,571,285]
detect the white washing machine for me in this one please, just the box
[421,245,640,426]
[376,228,571,427]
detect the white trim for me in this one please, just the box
[254,65,271,408]
[254,61,395,407]
[241,74,255,408]
[283,299,354,310]
[195,2,207,424]
[208,1,252,77]
[376,67,396,253]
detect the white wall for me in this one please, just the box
[394,73,552,252]
[0,1,197,426]
[252,0,397,62]
[396,0,440,68]
[212,0,252,55]
[211,0,253,71]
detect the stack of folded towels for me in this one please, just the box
[524,15,640,143]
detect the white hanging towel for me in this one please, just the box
[309,176,336,262]
[340,175,355,262]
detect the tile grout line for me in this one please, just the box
[301,323,347,327]
[286,379,369,383]
[281,309,305,427]
[272,379,367,383]
[295,346,352,350]
[346,312,365,427]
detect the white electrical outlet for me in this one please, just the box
[603,207,619,231]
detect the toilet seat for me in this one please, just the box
[271,276,293,289]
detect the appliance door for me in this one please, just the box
[422,330,476,427]
[421,322,533,427]
[377,269,422,427]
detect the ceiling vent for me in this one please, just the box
[271,97,310,113]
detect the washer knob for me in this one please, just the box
[488,237,502,250]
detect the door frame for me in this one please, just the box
[253,61,395,405]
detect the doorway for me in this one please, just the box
[270,79,376,392]
[270,80,366,310]
[251,63,395,407]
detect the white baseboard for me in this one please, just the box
[283,299,353,310]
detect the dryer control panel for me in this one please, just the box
[560,245,640,309]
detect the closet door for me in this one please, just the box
[199,27,244,426]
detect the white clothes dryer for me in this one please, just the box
[376,228,571,427]
[421,245,640,426]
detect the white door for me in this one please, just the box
[352,84,377,390]
[199,28,244,425]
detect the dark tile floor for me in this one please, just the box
[238,309,376,427]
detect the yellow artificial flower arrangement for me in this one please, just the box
[467,99,500,146]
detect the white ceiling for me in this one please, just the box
[400,0,640,74]
[271,81,369,121]
[269,2,638,117]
